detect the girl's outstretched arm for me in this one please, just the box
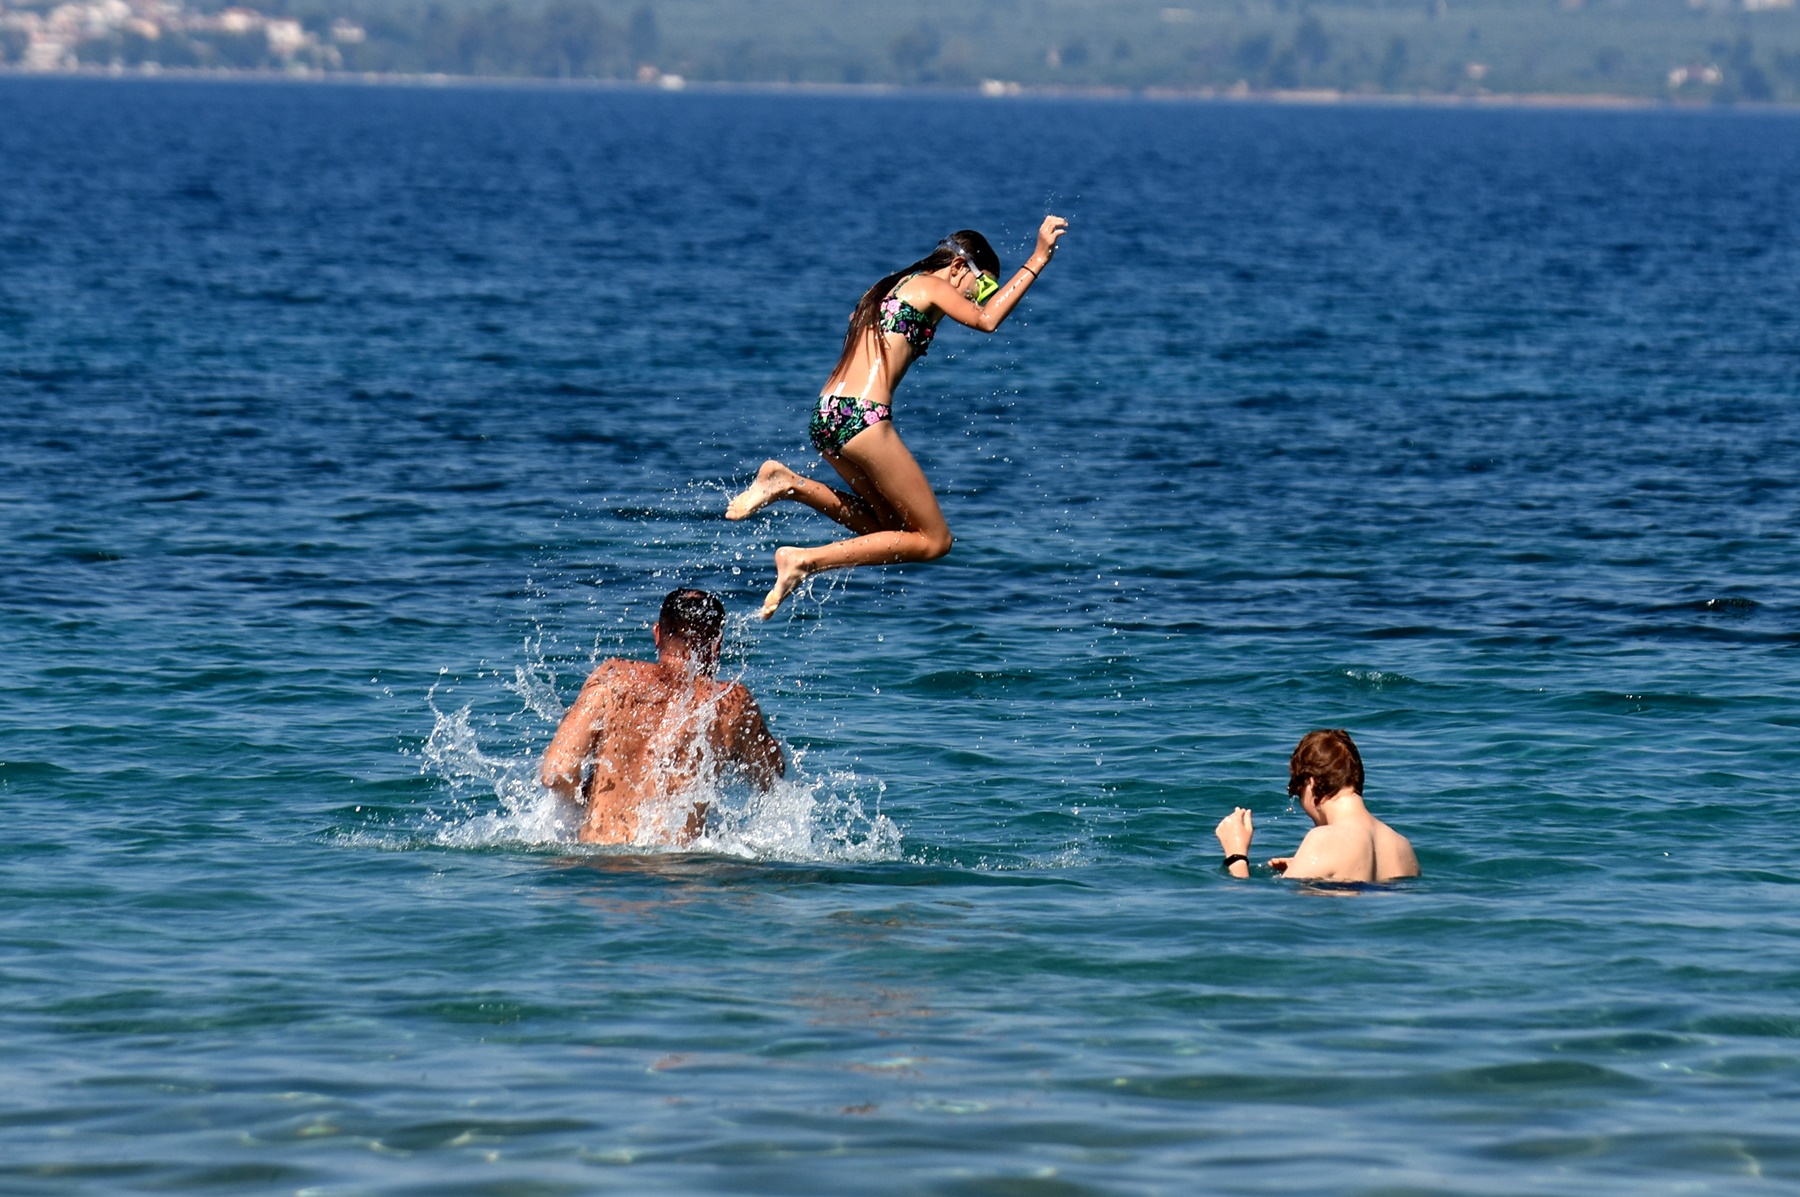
[919,215,1068,333]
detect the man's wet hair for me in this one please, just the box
[659,588,726,644]
[1288,729,1365,802]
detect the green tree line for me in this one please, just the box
[11,0,1800,102]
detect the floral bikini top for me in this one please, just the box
[879,277,937,357]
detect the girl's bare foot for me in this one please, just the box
[759,547,810,619]
[726,460,800,521]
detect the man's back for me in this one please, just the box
[543,657,781,845]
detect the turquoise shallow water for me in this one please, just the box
[4,78,1800,1194]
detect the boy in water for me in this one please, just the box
[1216,729,1419,882]
[540,588,784,845]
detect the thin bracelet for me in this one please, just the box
[1021,264,1040,279]
[1222,853,1248,869]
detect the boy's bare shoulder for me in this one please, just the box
[1297,823,1361,851]
[1372,818,1412,846]
[1289,823,1378,882]
[1373,819,1421,878]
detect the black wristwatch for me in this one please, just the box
[1222,853,1248,869]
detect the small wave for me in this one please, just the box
[1561,689,1726,716]
[1340,668,1418,689]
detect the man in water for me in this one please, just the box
[540,588,784,845]
[1215,729,1420,882]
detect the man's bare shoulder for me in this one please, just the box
[710,679,763,719]
[584,658,657,687]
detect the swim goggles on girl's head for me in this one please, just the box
[939,239,1000,304]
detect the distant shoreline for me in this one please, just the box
[5,64,1798,114]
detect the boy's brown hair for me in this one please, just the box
[1287,729,1364,802]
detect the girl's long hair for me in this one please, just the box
[826,230,1000,391]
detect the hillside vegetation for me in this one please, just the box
[7,0,1800,101]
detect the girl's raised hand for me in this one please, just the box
[1036,215,1068,260]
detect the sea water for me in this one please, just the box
[3,78,1800,1194]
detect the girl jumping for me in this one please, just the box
[727,215,1068,618]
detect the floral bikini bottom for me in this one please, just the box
[809,394,891,457]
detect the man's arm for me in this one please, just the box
[539,667,611,799]
[726,687,785,790]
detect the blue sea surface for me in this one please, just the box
[4,77,1800,1194]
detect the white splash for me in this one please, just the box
[418,702,579,847]
[414,695,902,864]
[690,763,901,862]
[504,656,567,724]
